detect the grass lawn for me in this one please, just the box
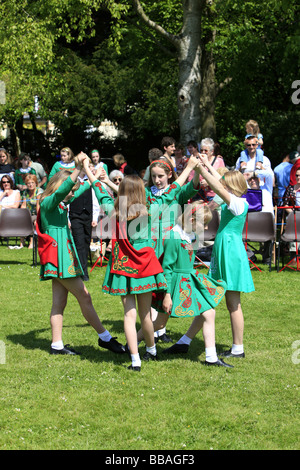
[0,244,299,450]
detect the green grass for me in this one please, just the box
[0,244,299,450]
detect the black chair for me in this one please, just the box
[194,210,220,268]
[0,208,37,266]
[277,210,300,272]
[242,211,276,272]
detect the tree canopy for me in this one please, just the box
[0,0,299,167]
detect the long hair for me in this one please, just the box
[39,169,79,204]
[114,175,148,221]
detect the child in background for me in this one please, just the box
[48,147,76,180]
[240,120,264,172]
[37,152,125,356]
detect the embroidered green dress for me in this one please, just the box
[145,180,199,258]
[92,181,167,296]
[153,226,227,317]
[39,177,89,280]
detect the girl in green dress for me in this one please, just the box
[197,156,255,359]
[145,157,201,342]
[48,147,76,181]
[37,153,125,356]
[150,201,232,367]
[83,156,199,371]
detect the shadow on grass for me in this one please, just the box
[7,321,129,364]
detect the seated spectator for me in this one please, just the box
[174,143,188,176]
[246,174,274,214]
[112,153,135,175]
[0,174,21,209]
[143,148,163,185]
[90,149,108,175]
[14,153,37,193]
[0,148,15,183]
[280,167,300,265]
[20,174,43,248]
[288,150,300,186]
[48,147,75,180]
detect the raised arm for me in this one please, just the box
[197,156,231,205]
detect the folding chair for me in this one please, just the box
[242,211,276,272]
[90,215,111,271]
[194,210,220,268]
[0,208,37,266]
[277,209,300,272]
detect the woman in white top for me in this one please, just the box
[0,175,21,209]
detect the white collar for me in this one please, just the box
[172,224,196,243]
[150,185,169,196]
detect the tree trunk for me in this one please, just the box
[177,1,203,145]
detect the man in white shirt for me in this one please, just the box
[236,135,274,195]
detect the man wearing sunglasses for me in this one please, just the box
[236,135,274,195]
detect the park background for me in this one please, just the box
[0,0,299,451]
[0,0,299,170]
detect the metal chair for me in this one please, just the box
[277,210,300,272]
[242,211,276,272]
[0,208,37,266]
[194,210,220,268]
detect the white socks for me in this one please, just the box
[154,327,166,338]
[98,330,112,342]
[205,346,218,363]
[51,340,64,350]
[131,353,141,368]
[177,335,192,346]
[231,343,244,355]
[146,345,157,356]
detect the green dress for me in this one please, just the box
[154,226,227,317]
[48,161,76,181]
[39,177,90,280]
[92,180,167,296]
[14,167,37,189]
[145,181,199,258]
[208,195,255,292]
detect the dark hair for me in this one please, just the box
[0,174,14,189]
[161,136,175,150]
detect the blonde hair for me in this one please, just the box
[222,170,248,197]
[113,153,126,166]
[114,174,148,221]
[60,147,74,162]
[216,167,229,177]
[245,120,260,136]
[179,201,212,234]
[40,169,79,204]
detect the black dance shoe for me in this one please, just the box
[219,349,245,358]
[162,343,189,354]
[205,358,234,368]
[50,344,80,355]
[98,337,126,354]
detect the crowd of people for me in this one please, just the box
[1,121,300,371]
